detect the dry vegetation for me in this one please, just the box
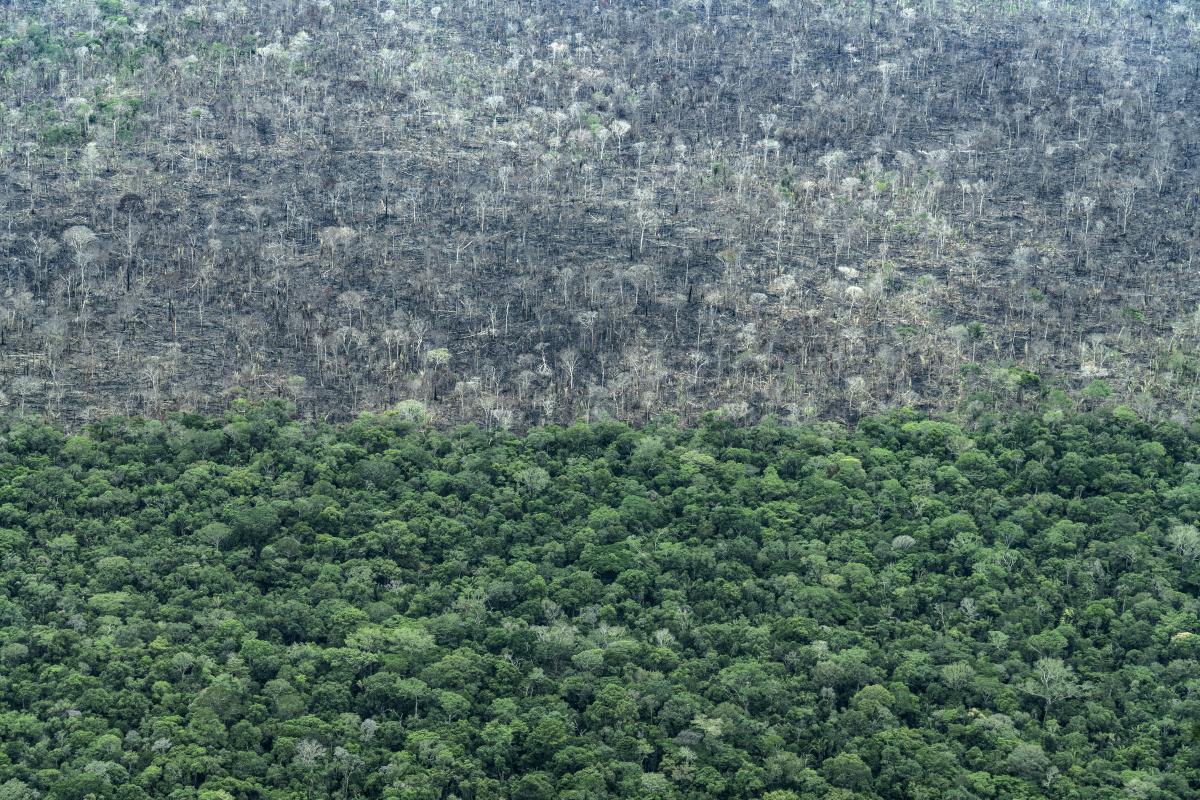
[1,0,1199,425]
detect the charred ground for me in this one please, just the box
[1,0,1199,425]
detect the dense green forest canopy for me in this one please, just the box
[0,402,1199,799]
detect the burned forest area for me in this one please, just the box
[1,0,1199,426]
